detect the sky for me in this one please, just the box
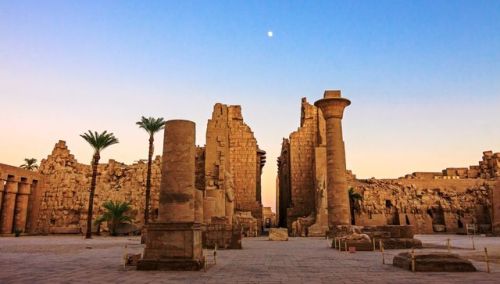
[1,1,499,211]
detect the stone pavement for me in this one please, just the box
[1,234,499,283]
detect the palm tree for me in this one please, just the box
[95,200,133,236]
[20,158,38,171]
[80,130,119,239]
[348,187,363,225]
[136,116,165,225]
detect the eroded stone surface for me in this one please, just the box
[393,252,477,272]
[269,228,288,241]
[277,95,499,237]
[138,120,204,271]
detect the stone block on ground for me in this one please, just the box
[382,238,422,249]
[124,253,141,266]
[269,228,288,241]
[393,252,476,272]
[335,232,372,251]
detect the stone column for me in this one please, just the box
[157,120,196,223]
[25,180,40,234]
[194,189,204,224]
[1,177,19,234]
[14,180,31,233]
[314,90,351,229]
[138,120,204,271]
[202,194,214,221]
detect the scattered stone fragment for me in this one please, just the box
[269,228,288,241]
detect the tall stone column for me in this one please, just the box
[138,120,204,271]
[1,177,19,234]
[157,120,196,223]
[314,90,351,229]
[14,180,31,233]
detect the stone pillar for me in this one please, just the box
[157,120,196,223]
[194,189,204,224]
[138,120,204,271]
[203,196,217,224]
[25,180,40,234]
[1,177,19,234]
[14,180,31,233]
[314,90,351,229]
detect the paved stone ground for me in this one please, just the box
[1,234,499,283]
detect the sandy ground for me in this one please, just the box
[0,234,499,283]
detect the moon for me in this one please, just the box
[267,31,273,38]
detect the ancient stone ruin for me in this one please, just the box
[137,120,204,270]
[0,103,265,246]
[0,164,44,235]
[277,91,500,241]
[1,90,500,256]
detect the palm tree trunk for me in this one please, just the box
[85,152,100,239]
[350,200,355,225]
[144,135,154,225]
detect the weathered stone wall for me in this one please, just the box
[406,151,500,180]
[262,206,276,228]
[286,98,319,230]
[277,138,291,227]
[204,103,231,224]
[351,178,495,234]
[36,140,161,234]
[227,105,264,228]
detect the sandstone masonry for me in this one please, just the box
[277,95,500,236]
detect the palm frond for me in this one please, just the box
[20,158,39,170]
[136,116,165,136]
[80,130,119,152]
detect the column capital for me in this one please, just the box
[314,90,351,120]
[17,182,31,195]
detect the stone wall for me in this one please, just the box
[491,179,500,235]
[277,138,291,227]
[351,178,495,234]
[36,140,161,234]
[286,98,319,230]
[227,105,264,229]
[202,103,264,232]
